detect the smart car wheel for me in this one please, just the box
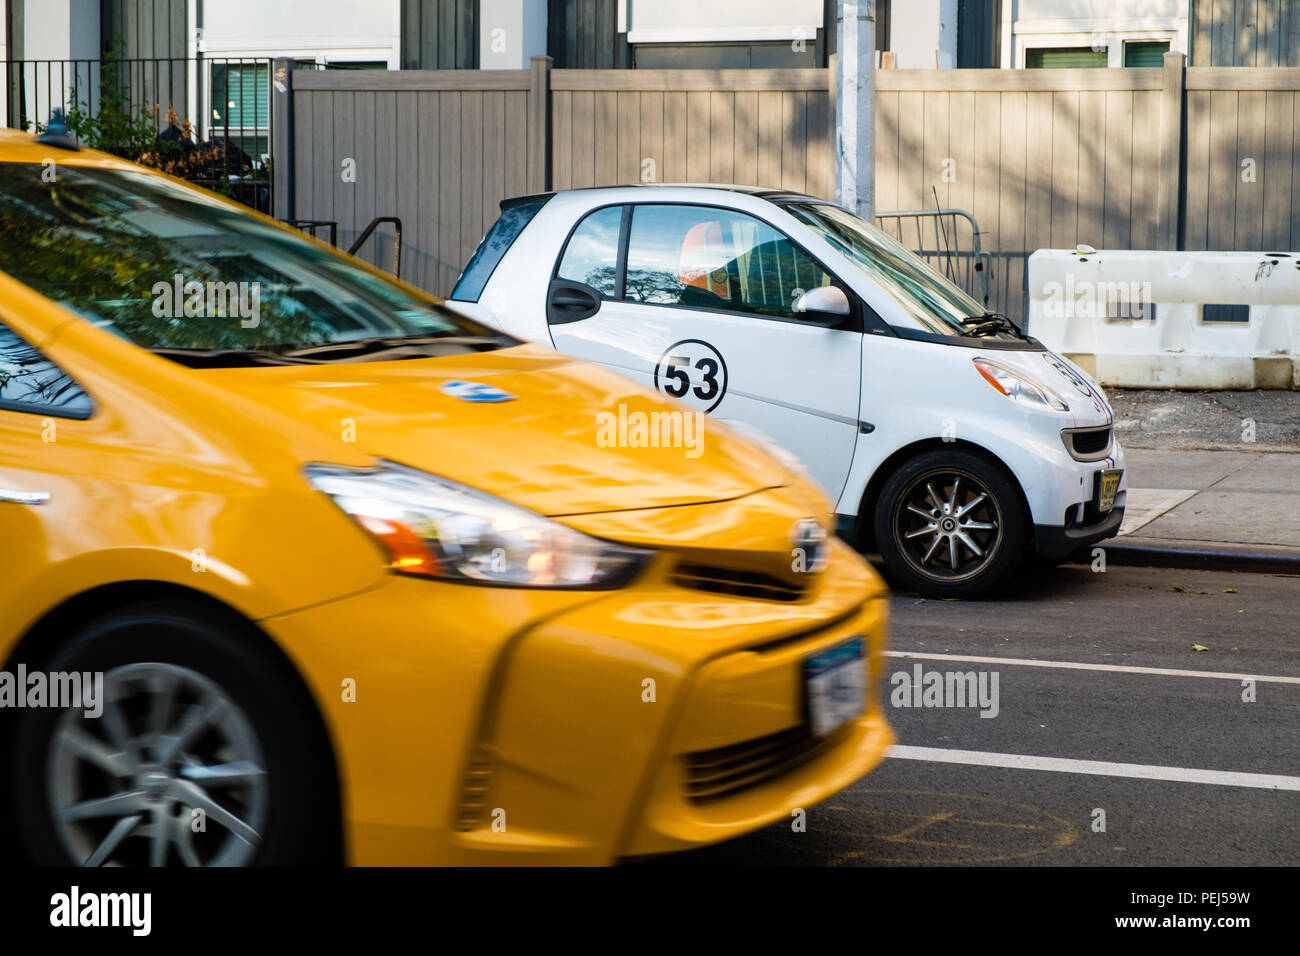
[874,449,1026,599]
[9,600,338,866]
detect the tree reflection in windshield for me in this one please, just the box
[0,163,493,359]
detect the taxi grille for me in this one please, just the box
[453,748,494,831]
[672,562,808,602]
[682,724,848,802]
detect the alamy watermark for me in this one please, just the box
[151,273,261,329]
[596,403,705,459]
[1041,276,1154,321]
[890,664,1000,718]
[0,665,103,718]
[50,886,150,936]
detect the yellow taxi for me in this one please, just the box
[0,130,893,865]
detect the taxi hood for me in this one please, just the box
[206,343,789,516]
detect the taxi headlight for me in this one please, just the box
[305,461,652,588]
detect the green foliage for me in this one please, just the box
[58,69,172,158]
[34,41,265,205]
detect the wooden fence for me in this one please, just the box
[1184,68,1300,251]
[875,64,1177,320]
[279,58,1300,320]
[286,64,547,296]
[550,68,833,199]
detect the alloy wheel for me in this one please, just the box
[46,662,268,866]
[891,468,1003,583]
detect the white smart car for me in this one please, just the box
[448,185,1126,597]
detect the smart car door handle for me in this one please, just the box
[0,489,50,505]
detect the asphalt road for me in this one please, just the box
[667,563,1300,866]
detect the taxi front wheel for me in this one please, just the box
[8,599,340,866]
[874,449,1028,599]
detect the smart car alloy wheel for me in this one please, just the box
[892,468,1002,582]
[874,449,1026,598]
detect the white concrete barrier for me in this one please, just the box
[1028,249,1300,389]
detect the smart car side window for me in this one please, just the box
[555,205,623,298]
[624,204,834,319]
[0,322,93,419]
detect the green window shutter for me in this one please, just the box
[1124,41,1171,67]
[1025,47,1107,69]
[211,64,269,128]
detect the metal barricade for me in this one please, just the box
[874,208,992,310]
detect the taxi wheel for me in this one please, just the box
[874,449,1027,599]
[8,599,339,867]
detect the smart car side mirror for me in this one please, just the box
[793,286,851,325]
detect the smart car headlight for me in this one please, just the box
[1043,351,1110,406]
[305,461,652,588]
[972,358,1070,412]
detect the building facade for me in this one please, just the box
[4,1,1294,153]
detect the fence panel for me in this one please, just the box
[290,68,537,295]
[550,69,834,198]
[1183,67,1300,253]
[3,56,274,214]
[16,57,1289,316]
[874,68,1171,323]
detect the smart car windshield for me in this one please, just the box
[0,162,514,366]
[784,201,1018,340]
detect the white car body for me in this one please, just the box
[448,185,1126,596]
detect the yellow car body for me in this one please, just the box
[0,131,894,865]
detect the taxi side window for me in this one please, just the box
[0,321,93,419]
[555,205,623,298]
[624,204,833,318]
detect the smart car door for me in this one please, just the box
[546,202,862,501]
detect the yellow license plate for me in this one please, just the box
[1098,470,1122,512]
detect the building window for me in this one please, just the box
[401,0,478,69]
[209,62,269,161]
[957,0,1000,68]
[548,0,629,68]
[632,42,817,69]
[1025,47,1107,69]
[1123,41,1171,67]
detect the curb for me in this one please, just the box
[1072,539,1300,575]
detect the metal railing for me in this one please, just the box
[287,220,339,247]
[287,217,404,279]
[874,208,992,310]
[347,217,403,279]
[1,56,274,215]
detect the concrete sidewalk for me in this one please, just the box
[1055,389,1300,572]
[1097,447,1300,572]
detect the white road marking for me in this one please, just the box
[889,745,1300,791]
[886,650,1300,685]
[1117,487,1198,535]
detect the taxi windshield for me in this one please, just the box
[0,162,513,366]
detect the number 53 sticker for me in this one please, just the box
[653,339,728,413]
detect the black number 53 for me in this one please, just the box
[653,340,728,412]
[662,356,718,400]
